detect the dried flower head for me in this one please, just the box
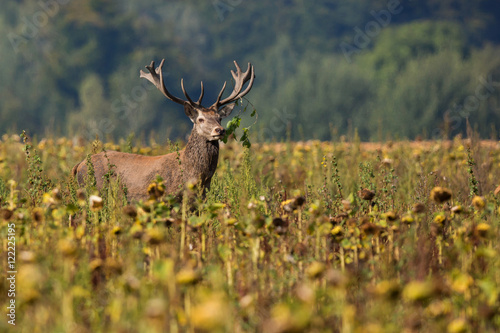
[430,187,452,204]
[341,199,351,211]
[306,261,326,279]
[123,205,138,218]
[19,251,36,263]
[361,222,381,235]
[89,258,103,272]
[384,211,398,221]
[76,189,86,202]
[282,196,306,212]
[433,214,446,225]
[447,318,468,333]
[147,181,165,200]
[143,228,165,245]
[402,280,436,303]
[50,188,62,202]
[1,208,13,221]
[475,223,490,238]
[272,217,289,235]
[371,280,401,300]
[472,196,485,210]
[412,203,426,214]
[145,298,166,319]
[358,188,376,201]
[31,207,44,223]
[89,195,103,211]
[58,239,77,258]
[176,267,201,286]
[191,295,228,331]
[401,214,414,224]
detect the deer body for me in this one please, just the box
[72,59,254,202]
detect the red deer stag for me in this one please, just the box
[72,59,255,201]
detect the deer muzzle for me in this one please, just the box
[211,127,226,139]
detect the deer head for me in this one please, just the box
[140,59,255,141]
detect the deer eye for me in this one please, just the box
[198,118,205,123]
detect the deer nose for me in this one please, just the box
[214,127,225,136]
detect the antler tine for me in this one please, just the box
[236,65,255,100]
[214,61,255,108]
[214,81,227,106]
[197,81,204,105]
[180,78,195,105]
[140,59,185,105]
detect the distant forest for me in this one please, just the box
[2,0,500,142]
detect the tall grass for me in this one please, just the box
[1,133,500,332]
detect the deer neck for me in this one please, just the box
[181,129,220,185]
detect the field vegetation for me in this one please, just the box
[1,132,500,332]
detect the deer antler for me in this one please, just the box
[140,59,205,106]
[212,61,255,110]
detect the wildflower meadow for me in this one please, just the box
[1,132,500,332]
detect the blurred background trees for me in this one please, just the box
[1,0,500,141]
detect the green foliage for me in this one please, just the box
[21,131,52,206]
[466,146,479,197]
[1,2,500,142]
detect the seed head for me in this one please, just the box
[58,239,77,258]
[361,222,380,235]
[475,223,490,238]
[89,195,103,211]
[176,267,201,286]
[447,318,468,333]
[143,228,165,245]
[51,188,62,202]
[123,205,138,218]
[472,196,485,210]
[412,203,426,214]
[384,211,398,221]
[430,187,452,204]
[306,261,326,279]
[76,189,86,202]
[401,215,414,224]
[1,208,14,220]
[433,214,446,225]
[358,188,375,201]
[31,207,44,223]
[147,181,165,200]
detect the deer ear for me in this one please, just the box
[184,104,197,122]
[218,103,236,118]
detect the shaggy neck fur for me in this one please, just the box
[181,128,220,188]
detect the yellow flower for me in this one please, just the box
[371,280,400,300]
[434,214,446,225]
[331,225,343,236]
[447,318,467,333]
[401,214,414,224]
[58,239,77,258]
[191,295,229,331]
[306,261,326,279]
[472,196,485,210]
[402,280,435,302]
[176,268,201,285]
[475,223,490,238]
